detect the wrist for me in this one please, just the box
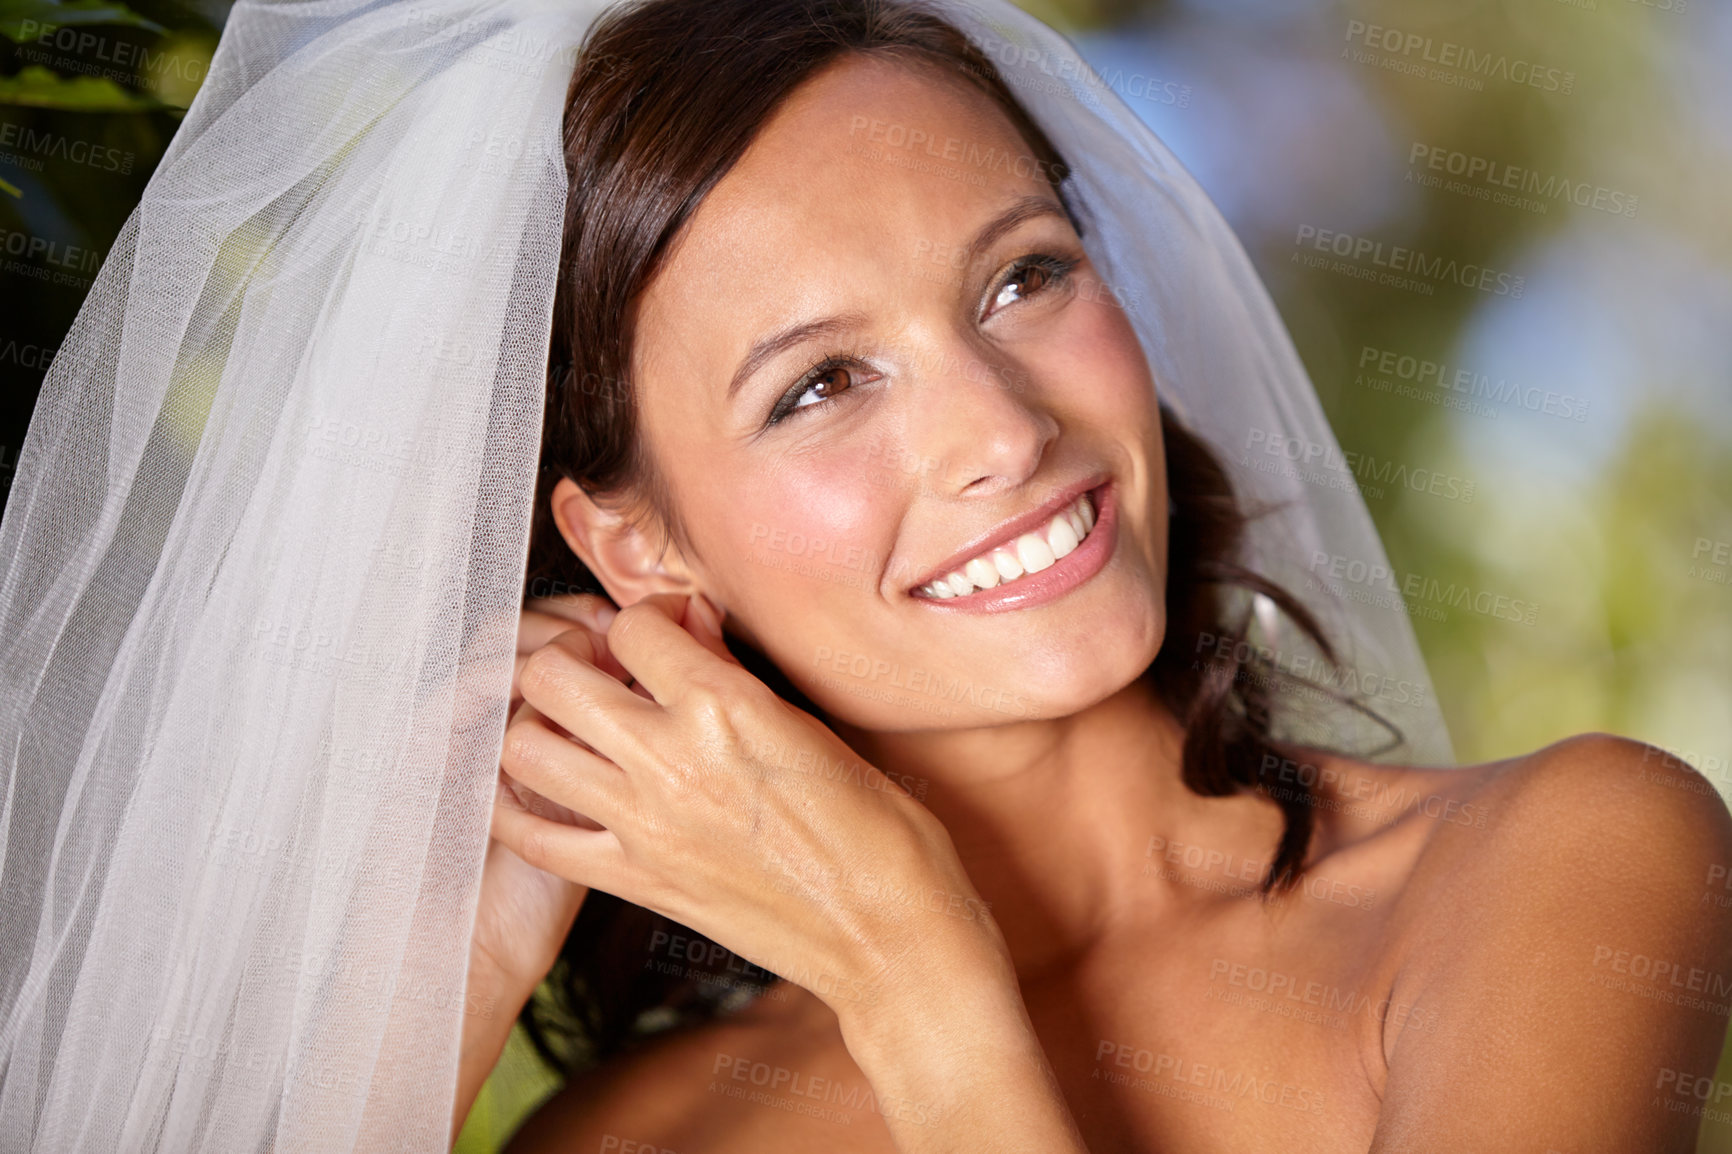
[462,967,530,1038]
[828,942,1082,1150]
[823,820,1009,1006]
[469,938,548,1008]
[829,919,1020,1057]
[452,960,543,1145]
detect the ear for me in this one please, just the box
[548,476,699,608]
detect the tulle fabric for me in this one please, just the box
[933,0,1452,762]
[0,0,600,1147]
[0,0,1448,1148]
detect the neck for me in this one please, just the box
[832,676,1282,978]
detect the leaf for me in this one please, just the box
[0,63,164,109]
[0,0,166,41]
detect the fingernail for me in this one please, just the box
[499,771,535,811]
[595,602,619,631]
[697,593,722,632]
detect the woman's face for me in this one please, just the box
[621,53,1169,731]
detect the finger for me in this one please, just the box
[517,631,659,765]
[501,702,632,826]
[490,801,633,895]
[513,621,576,711]
[517,610,587,655]
[495,767,591,829]
[512,636,633,712]
[518,593,622,669]
[514,620,634,713]
[606,594,750,706]
[518,611,631,682]
[526,592,618,635]
[683,592,743,668]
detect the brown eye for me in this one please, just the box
[997,263,1046,303]
[989,257,1070,314]
[767,358,864,426]
[788,365,854,416]
[806,365,853,403]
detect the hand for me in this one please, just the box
[488,592,1007,1020]
[475,594,626,990]
[452,594,622,1145]
[488,594,1090,1154]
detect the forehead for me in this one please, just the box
[633,53,1054,367]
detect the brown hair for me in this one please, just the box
[519,0,1369,1077]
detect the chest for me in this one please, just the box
[714,904,1401,1154]
[529,886,1418,1154]
[1016,905,1398,1154]
[1025,921,1392,1143]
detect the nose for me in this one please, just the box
[898,330,1059,500]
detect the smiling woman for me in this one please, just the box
[1,0,1726,1151]
[461,1,1732,1152]
[509,0,1346,1076]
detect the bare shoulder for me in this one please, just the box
[1297,732,1732,920]
[1364,734,1732,1151]
[505,984,891,1154]
[1395,732,1732,928]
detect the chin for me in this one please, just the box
[1005,605,1167,720]
[793,594,1166,732]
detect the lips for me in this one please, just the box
[906,475,1108,599]
[914,488,1096,599]
[910,479,1118,614]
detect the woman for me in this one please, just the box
[0,0,1724,1151]
[454,2,1732,1152]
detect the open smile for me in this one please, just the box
[909,479,1116,614]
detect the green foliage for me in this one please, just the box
[0,62,162,108]
[0,0,164,42]
[455,1024,566,1154]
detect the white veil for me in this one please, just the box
[0,0,1451,1148]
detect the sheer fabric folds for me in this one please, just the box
[0,0,598,1147]
[0,0,1448,1148]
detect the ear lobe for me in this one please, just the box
[548,476,697,606]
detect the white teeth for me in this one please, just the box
[1015,532,1056,573]
[963,556,1001,590]
[1046,514,1079,559]
[917,490,1098,600]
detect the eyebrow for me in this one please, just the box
[724,194,1071,403]
[964,193,1069,270]
[726,313,866,402]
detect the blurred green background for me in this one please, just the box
[5,0,1728,1149]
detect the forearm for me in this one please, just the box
[449,959,542,1148]
[833,932,1088,1154]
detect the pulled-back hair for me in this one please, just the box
[520,0,1363,1078]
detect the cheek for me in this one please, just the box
[1060,301,1159,423]
[692,443,895,609]
[1041,299,1169,585]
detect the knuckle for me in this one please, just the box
[571,593,614,616]
[546,627,597,665]
[517,645,567,699]
[680,676,729,715]
[731,677,780,721]
[501,724,541,770]
[682,673,761,735]
[697,664,761,705]
[520,828,552,871]
[608,602,654,643]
